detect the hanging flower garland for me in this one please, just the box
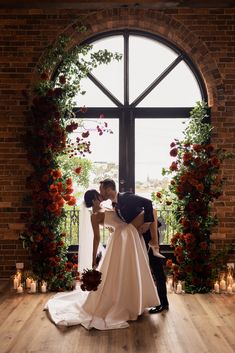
[21,29,122,291]
[153,102,233,293]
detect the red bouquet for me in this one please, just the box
[80,269,102,291]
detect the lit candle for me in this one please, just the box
[41,282,47,293]
[214,281,220,293]
[26,277,32,289]
[227,285,233,294]
[220,279,226,291]
[232,283,235,292]
[30,281,36,293]
[227,274,233,286]
[16,271,22,286]
[13,275,18,289]
[17,284,23,294]
[176,281,182,294]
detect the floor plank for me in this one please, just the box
[0,284,235,353]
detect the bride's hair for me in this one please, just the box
[84,189,100,208]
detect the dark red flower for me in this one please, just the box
[59,75,66,84]
[170,148,178,157]
[82,131,90,138]
[75,166,82,174]
[41,71,50,80]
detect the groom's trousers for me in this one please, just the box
[143,231,169,307]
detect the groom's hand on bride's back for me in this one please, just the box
[138,222,151,234]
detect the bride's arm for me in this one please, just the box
[91,212,104,268]
[131,211,145,231]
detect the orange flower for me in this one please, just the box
[47,203,59,213]
[56,182,64,192]
[67,196,76,206]
[66,178,73,186]
[49,184,58,194]
[51,169,62,179]
[63,194,71,202]
[64,187,74,195]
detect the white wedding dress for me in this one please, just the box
[44,210,160,330]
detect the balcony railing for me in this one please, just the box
[63,207,178,246]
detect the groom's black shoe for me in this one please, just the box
[149,305,169,314]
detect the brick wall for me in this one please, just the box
[0,7,235,278]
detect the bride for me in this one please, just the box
[45,189,160,330]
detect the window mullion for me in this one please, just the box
[124,31,129,106]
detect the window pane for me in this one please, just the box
[135,118,187,199]
[80,35,124,104]
[138,61,202,107]
[129,35,178,104]
[81,118,119,190]
[73,77,117,107]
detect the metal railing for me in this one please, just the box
[63,207,178,246]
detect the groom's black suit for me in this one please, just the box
[115,192,169,308]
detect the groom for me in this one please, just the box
[99,178,169,314]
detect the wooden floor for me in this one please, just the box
[1,280,235,353]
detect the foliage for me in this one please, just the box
[21,27,122,291]
[58,155,92,190]
[155,101,234,293]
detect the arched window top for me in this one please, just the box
[72,29,207,109]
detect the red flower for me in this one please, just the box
[199,241,208,250]
[184,233,195,245]
[170,161,178,171]
[211,156,220,167]
[79,106,88,113]
[80,269,102,291]
[156,192,161,198]
[51,169,62,179]
[192,144,202,152]
[82,131,90,138]
[41,71,50,80]
[183,152,193,162]
[47,203,59,213]
[75,166,82,174]
[170,148,178,157]
[196,183,204,192]
[59,75,66,84]
[66,178,73,186]
[67,196,76,206]
[64,187,74,195]
[166,259,173,268]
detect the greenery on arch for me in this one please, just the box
[21,28,122,291]
[152,101,233,293]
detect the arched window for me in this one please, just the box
[73,30,207,197]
